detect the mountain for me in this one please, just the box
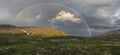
[101,30,120,36]
[0,24,16,28]
[97,30,120,40]
[0,25,69,37]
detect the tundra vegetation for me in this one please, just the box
[0,25,120,55]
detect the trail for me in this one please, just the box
[20,29,30,35]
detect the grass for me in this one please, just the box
[0,26,119,55]
[0,34,120,55]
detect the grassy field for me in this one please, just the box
[0,34,120,55]
[0,25,119,55]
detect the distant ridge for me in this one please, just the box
[97,30,120,40]
[101,30,120,36]
[0,24,16,28]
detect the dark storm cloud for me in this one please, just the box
[0,0,120,36]
[79,0,120,35]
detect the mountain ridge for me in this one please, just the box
[0,24,69,37]
[101,30,120,36]
[97,30,120,40]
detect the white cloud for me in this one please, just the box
[36,15,42,20]
[49,11,81,23]
[110,8,120,25]
[112,8,120,18]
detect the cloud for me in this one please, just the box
[0,0,120,36]
[47,11,91,36]
[85,1,120,35]
[23,18,34,23]
[82,0,117,6]
[13,14,42,26]
[93,8,111,18]
[19,15,41,23]
[0,11,10,20]
[110,8,120,26]
[36,15,42,19]
[91,28,112,36]
[92,6,120,27]
[49,11,81,23]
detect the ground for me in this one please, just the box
[0,35,120,55]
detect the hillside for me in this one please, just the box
[101,30,120,36]
[0,25,23,35]
[0,24,16,28]
[0,25,69,37]
[96,30,120,41]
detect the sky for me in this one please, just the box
[0,0,120,36]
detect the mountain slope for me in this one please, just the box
[0,25,69,37]
[101,30,120,36]
[97,30,120,40]
[20,26,69,37]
